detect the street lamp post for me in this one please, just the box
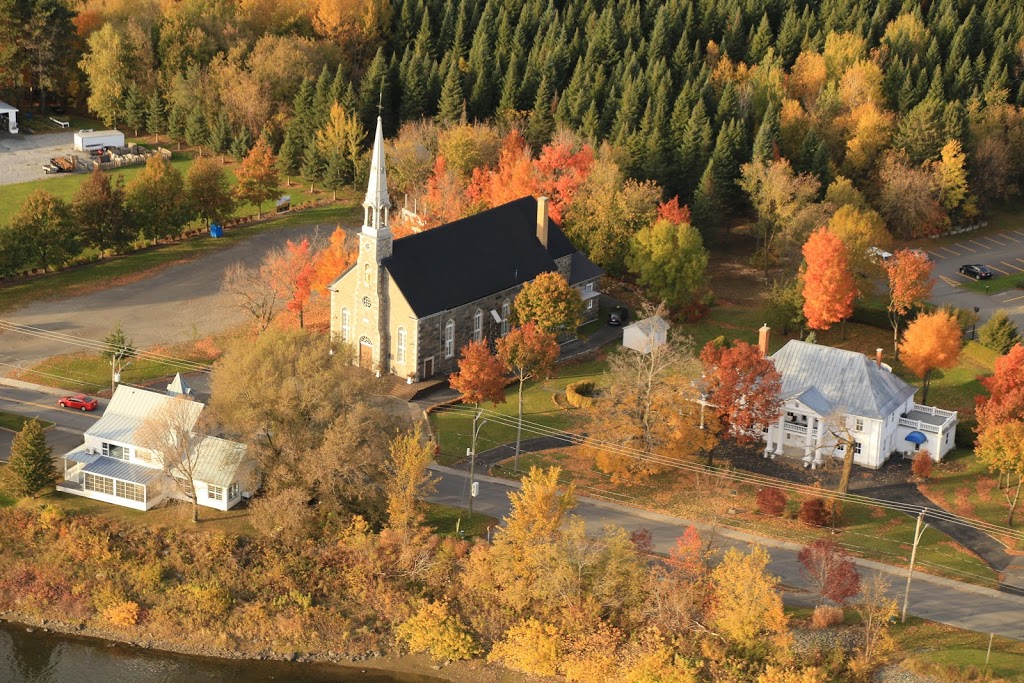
[971,307,980,341]
[901,508,929,623]
[469,411,488,516]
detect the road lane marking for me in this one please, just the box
[983,235,1008,246]
[0,396,101,419]
[988,265,1010,275]
[926,250,945,259]
[1002,261,1024,272]
[940,275,962,287]
[1001,294,1024,303]
[956,242,977,252]
[940,246,963,256]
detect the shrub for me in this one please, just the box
[396,600,480,662]
[566,380,595,408]
[799,498,830,526]
[911,449,933,479]
[756,487,787,516]
[978,309,1022,354]
[956,415,977,448]
[103,600,141,627]
[810,605,845,629]
[488,618,562,676]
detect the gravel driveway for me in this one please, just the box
[0,131,76,185]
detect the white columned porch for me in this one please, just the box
[803,418,814,457]
[772,414,785,457]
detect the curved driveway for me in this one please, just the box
[0,219,354,370]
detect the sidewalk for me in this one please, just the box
[429,464,1024,640]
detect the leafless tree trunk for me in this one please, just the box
[136,395,207,523]
[221,262,279,332]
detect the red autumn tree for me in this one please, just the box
[756,486,787,516]
[802,227,856,332]
[657,195,692,225]
[496,323,560,463]
[234,138,280,218]
[700,340,783,442]
[977,343,1024,430]
[898,310,963,404]
[532,139,594,222]
[265,238,316,329]
[449,340,507,407]
[668,525,712,579]
[884,249,935,358]
[311,227,355,293]
[797,539,861,605]
[422,155,469,228]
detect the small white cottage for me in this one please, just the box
[761,327,957,469]
[58,385,253,511]
[622,316,670,354]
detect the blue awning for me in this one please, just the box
[905,431,928,445]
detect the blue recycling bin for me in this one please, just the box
[209,223,223,238]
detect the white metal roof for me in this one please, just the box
[83,456,163,484]
[0,101,17,114]
[74,129,123,139]
[625,316,670,336]
[188,436,248,487]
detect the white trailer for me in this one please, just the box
[74,129,125,151]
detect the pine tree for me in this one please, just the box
[277,130,303,187]
[311,64,333,130]
[231,127,252,162]
[167,103,186,150]
[437,57,464,126]
[123,82,147,137]
[358,48,391,132]
[692,158,721,243]
[710,119,746,210]
[185,106,209,155]
[290,78,316,145]
[716,81,739,127]
[209,112,232,163]
[893,96,945,163]
[748,13,773,64]
[302,142,326,193]
[979,310,1022,354]
[752,102,781,163]
[6,418,56,498]
[525,75,555,149]
[146,93,166,144]
[400,52,429,121]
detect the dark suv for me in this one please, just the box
[608,306,629,326]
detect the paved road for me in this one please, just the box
[428,465,1024,641]
[0,380,105,461]
[0,219,356,370]
[924,227,1024,330]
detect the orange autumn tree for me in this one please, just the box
[898,310,962,404]
[531,139,594,222]
[700,340,783,444]
[235,139,279,218]
[449,339,507,408]
[977,343,1024,430]
[801,227,856,334]
[265,238,316,329]
[422,155,469,228]
[311,227,355,292]
[884,249,935,358]
[657,196,692,225]
[496,323,560,465]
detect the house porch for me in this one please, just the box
[58,450,165,511]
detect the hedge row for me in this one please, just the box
[565,380,595,409]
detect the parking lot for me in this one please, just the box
[0,131,75,185]
[925,227,1024,331]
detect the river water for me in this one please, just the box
[0,622,442,683]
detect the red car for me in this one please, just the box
[58,394,98,411]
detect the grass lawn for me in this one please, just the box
[961,272,1024,295]
[0,411,54,431]
[429,357,609,466]
[0,202,361,315]
[422,502,500,539]
[894,617,1024,681]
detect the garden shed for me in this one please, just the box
[622,316,669,354]
[74,129,124,151]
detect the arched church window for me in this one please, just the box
[397,327,407,364]
[444,319,455,358]
[501,300,511,336]
[341,308,350,342]
[473,309,483,342]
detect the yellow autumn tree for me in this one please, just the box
[786,51,826,106]
[827,204,892,294]
[843,103,895,177]
[933,139,975,215]
[839,60,885,110]
[487,618,562,676]
[758,665,828,683]
[898,310,963,404]
[396,600,480,662]
[823,32,867,80]
[709,546,790,655]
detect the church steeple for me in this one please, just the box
[362,115,391,236]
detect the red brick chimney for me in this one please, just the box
[536,196,550,249]
[876,347,883,368]
[758,324,771,357]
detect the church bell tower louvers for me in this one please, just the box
[354,116,392,373]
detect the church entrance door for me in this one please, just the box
[423,357,434,378]
[359,337,373,369]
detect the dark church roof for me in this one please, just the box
[384,196,596,318]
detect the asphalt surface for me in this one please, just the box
[429,465,1024,641]
[924,227,1024,330]
[0,219,354,370]
[0,380,104,462]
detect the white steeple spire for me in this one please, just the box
[363,115,391,233]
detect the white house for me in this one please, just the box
[760,327,957,469]
[622,316,669,354]
[0,101,17,133]
[57,385,254,511]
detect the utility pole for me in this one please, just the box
[901,508,929,623]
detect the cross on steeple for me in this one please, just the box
[377,89,383,115]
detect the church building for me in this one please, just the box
[329,116,603,381]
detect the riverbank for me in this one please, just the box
[0,613,530,683]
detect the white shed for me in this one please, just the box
[622,316,670,354]
[74,129,124,151]
[0,101,17,133]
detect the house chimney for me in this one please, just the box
[758,324,771,357]
[536,196,550,249]
[876,347,883,369]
